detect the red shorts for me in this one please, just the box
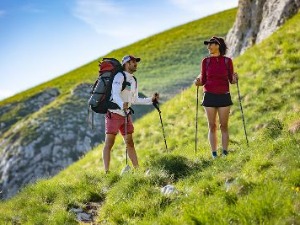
[105,112,134,135]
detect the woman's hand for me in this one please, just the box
[194,77,203,86]
[232,72,238,84]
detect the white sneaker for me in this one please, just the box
[120,165,131,175]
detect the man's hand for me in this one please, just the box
[152,92,159,103]
[123,102,129,110]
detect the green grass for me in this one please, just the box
[0,8,300,225]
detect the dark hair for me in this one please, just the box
[214,36,227,55]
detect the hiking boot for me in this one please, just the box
[212,151,217,159]
[222,150,228,156]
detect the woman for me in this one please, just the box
[194,36,238,158]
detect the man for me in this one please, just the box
[102,55,159,173]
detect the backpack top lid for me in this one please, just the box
[100,61,114,72]
[99,58,122,73]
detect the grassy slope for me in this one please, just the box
[1,9,300,225]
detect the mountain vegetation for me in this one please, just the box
[0,8,300,224]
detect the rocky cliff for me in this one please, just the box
[226,0,300,57]
[0,85,105,199]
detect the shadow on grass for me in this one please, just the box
[145,154,211,181]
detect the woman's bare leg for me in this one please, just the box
[204,107,218,153]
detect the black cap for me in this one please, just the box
[204,36,221,45]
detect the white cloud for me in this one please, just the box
[169,0,238,14]
[72,0,238,42]
[73,0,124,34]
[72,0,168,43]
[76,0,123,15]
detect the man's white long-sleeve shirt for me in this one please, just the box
[109,71,152,116]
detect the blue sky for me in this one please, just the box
[0,0,238,100]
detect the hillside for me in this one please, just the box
[0,9,237,199]
[0,9,299,225]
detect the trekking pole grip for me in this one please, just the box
[152,99,161,113]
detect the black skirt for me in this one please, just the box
[201,92,233,107]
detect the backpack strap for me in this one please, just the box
[121,72,137,91]
[205,57,210,76]
[224,57,230,78]
[107,72,126,110]
[121,72,127,91]
[133,76,137,87]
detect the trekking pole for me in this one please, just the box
[236,79,249,147]
[153,100,168,151]
[124,110,128,165]
[121,110,131,175]
[195,86,199,154]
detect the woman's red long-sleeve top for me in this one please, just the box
[200,56,234,94]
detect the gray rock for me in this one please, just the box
[226,0,300,57]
